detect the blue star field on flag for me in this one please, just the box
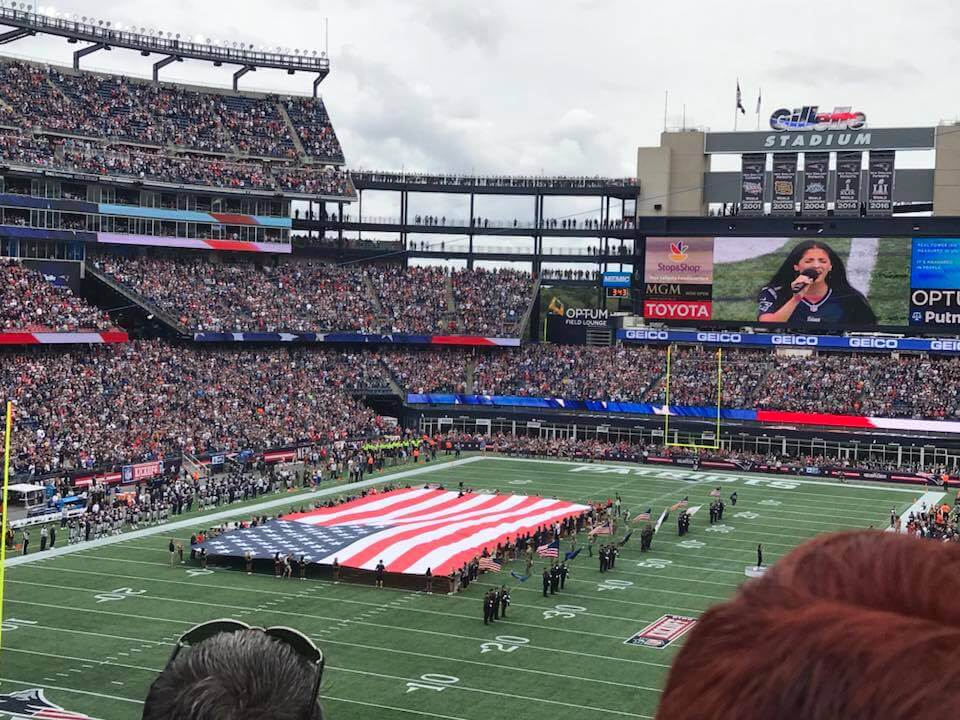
[195,519,391,562]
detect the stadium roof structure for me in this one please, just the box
[0,4,329,94]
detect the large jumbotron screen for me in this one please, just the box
[639,236,949,330]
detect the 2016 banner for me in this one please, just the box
[834,151,862,216]
[801,152,829,215]
[771,154,798,216]
[867,150,895,216]
[739,153,766,215]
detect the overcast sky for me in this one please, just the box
[7,0,958,180]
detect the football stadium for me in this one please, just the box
[0,3,959,720]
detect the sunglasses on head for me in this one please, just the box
[167,618,325,718]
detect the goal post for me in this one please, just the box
[663,344,722,449]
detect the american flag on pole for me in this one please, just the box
[709,488,722,497]
[632,508,652,522]
[478,557,502,573]
[671,497,690,511]
[537,539,560,558]
[589,522,613,536]
[196,488,588,576]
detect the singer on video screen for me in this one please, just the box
[757,240,877,325]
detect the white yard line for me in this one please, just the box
[0,676,138,708]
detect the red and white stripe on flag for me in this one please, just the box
[285,488,588,576]
[589,523,613,536]
[709,489,721,497]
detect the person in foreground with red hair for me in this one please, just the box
[657,531,960,720]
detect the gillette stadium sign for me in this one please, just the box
[704,114,935,154]
[769,106,867,132]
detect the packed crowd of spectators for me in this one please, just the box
[473,344,662,399]
[2,342,389,475]
[93,255,380,333]
[380,349,472,394]
[1,258,113,331]
[0,60,344,161]
[282,97,344,162]
[0,131,352,197]
[0,59,353,196]
[369,265,451,334]
[452,268,533,335]
[94,256,536,337]
[384,344,960,421]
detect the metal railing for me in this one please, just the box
[0,7,328,71]
[352,170,639,190]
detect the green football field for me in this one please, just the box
[0,455,928,720]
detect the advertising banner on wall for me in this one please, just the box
[739,153,766,215]
[910,238,960,327]
[643,237,715,321]
[771,154,798,216]
[801,152,829,216]
[834,151,862,216]
[867,150,895,216]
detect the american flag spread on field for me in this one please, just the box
[197,488,589,576]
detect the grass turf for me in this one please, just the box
[0,456,925,720]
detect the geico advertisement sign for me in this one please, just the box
[910,289,960,326]
[643,300,712,320]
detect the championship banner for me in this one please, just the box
[801,152,829,216]
[771,154,798,216]
[867,150,895,216]
[739,153,766,215]
[834,151,862,216]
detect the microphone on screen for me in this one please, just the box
[791,268,822,294]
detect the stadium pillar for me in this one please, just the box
[73,42,109,71]
[633,234,645,316]
[313,74,323,98]
[233,65,256,92]
[357,189,362,243]
[152,55,183,83]
[468,192,474,269]
[400,190,408,254]
[337,202,343,252]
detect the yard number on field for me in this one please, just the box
[636,558,673,569]
[597,579,634,592]
[0,618,37,631]
[95,587,146,603]
[543,604,586,620]
[405,674,461,694]
[480,635,529,653]
[742,478,798,489]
